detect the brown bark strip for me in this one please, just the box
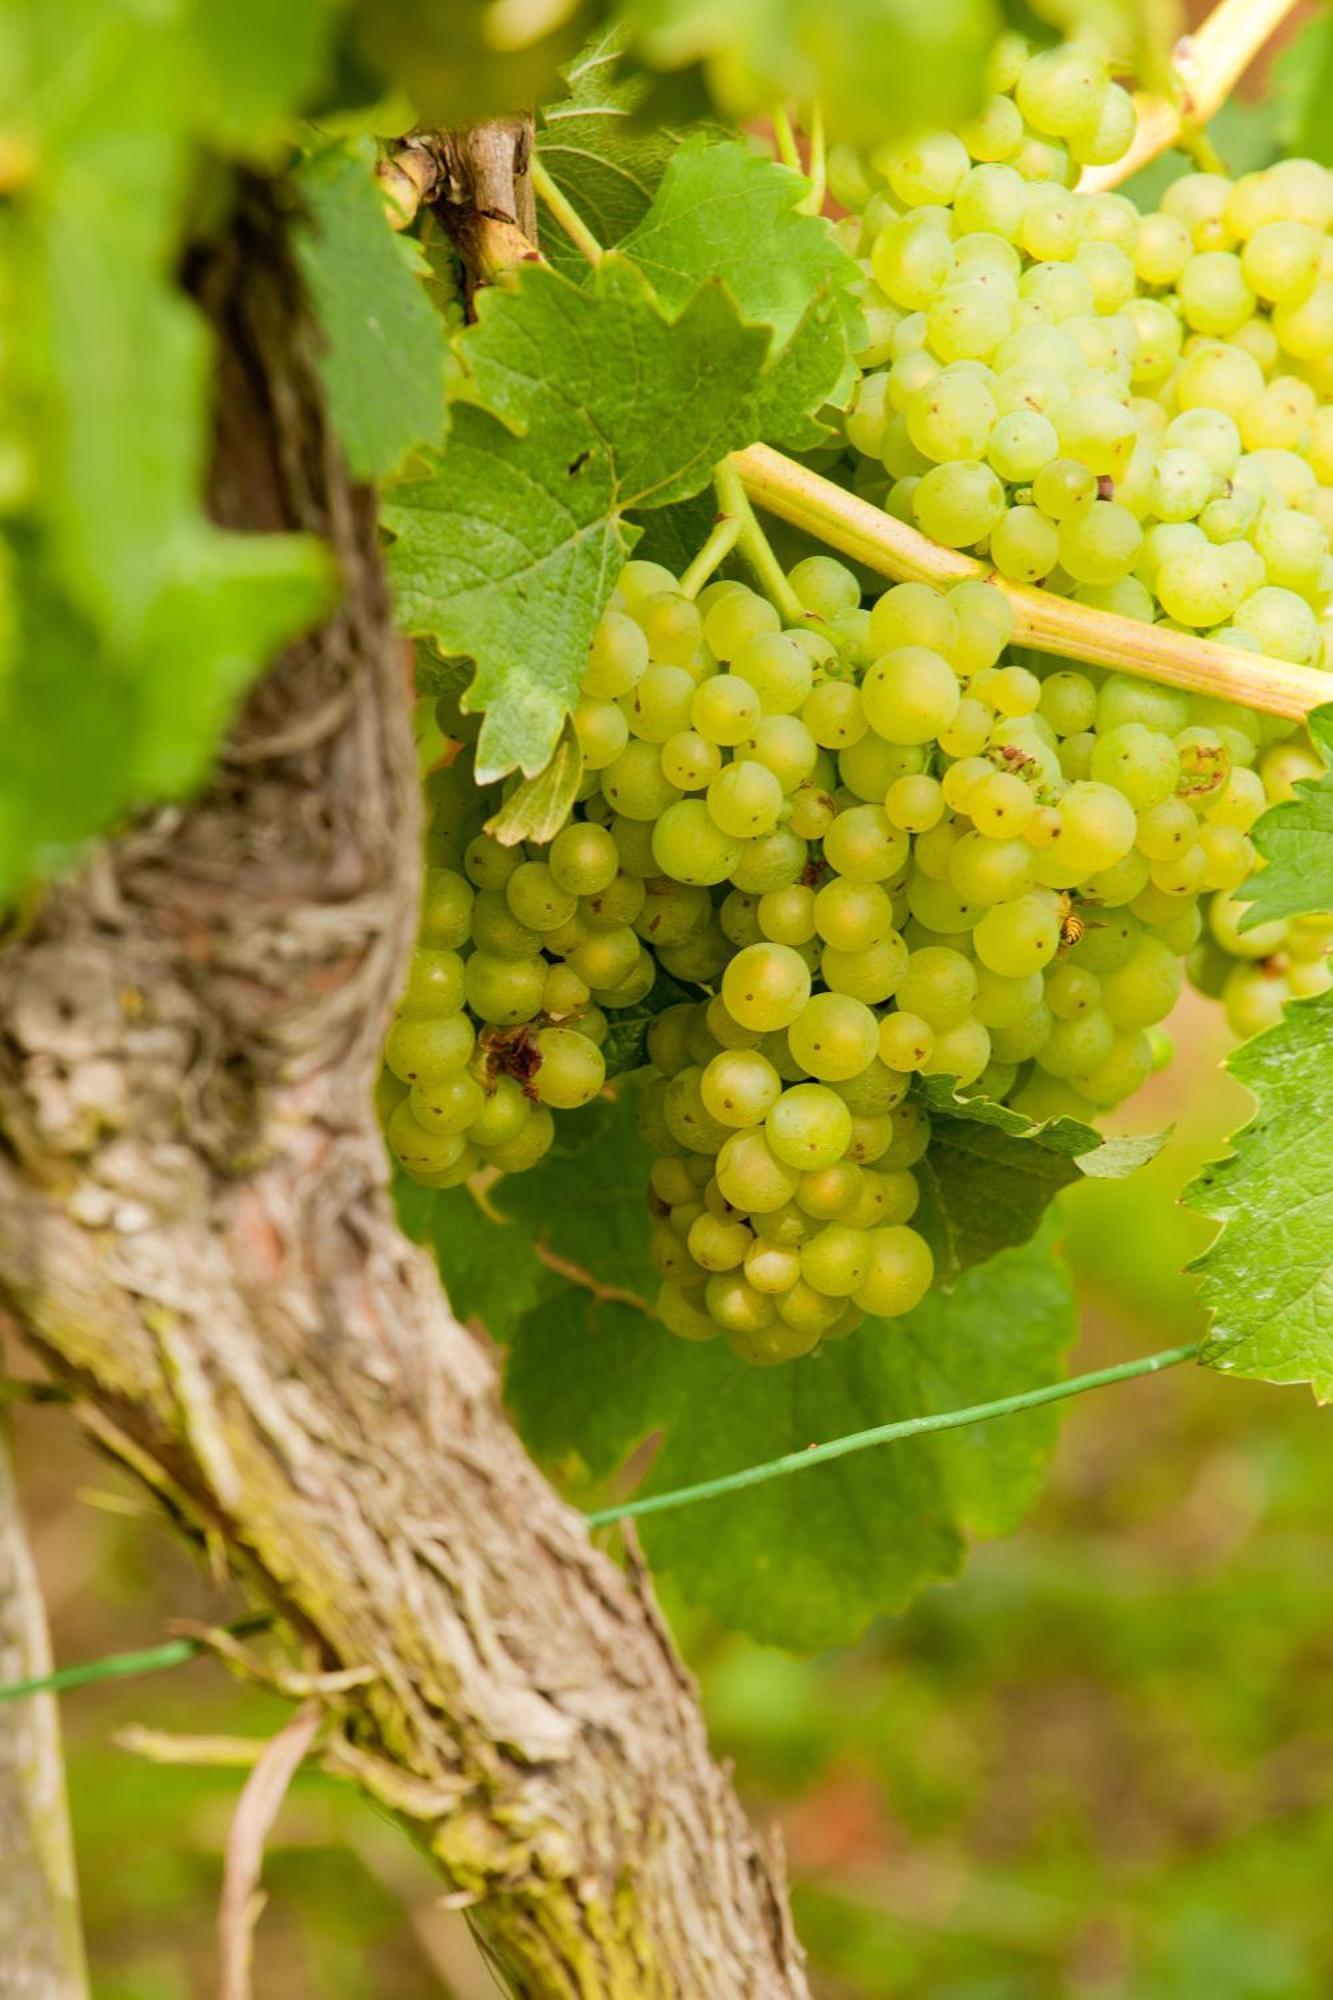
[218,1701,321,2000]
[0,1431,88,2000]
[0,188,805,1996]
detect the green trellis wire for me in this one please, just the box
[0,1343,1200,1704]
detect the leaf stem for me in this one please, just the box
[679,476,745,597]
[720,460,806,623]
[770,105,801,172]
[731,443,1332,723]
[1078,0,1304,193]
[801,102,826,216]
[530,156,604,266]
[586,1342,1201,1528]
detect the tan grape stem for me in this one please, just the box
[731,443,1331,722]
[1078,0,1305,193]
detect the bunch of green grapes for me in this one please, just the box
[383,536,1328,1361]
[832,33,1333,681]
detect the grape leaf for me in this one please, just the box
[1271,7,1333,166]
[628,0,996,148]
[293,139,453,481]
[383,256,770,782]
[1184,991,1333,1401]
[536,24,691,278]
[617,141,862,443]
[393,1177,551,1333]
[506,1226,1076,1650]
[917,1086,1163,1284]
[1239,705,1333,928]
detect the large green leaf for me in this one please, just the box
[1185,992,1333,1402]
[536,24,690,278]
[383,256,770,782]
[507,1226,1076,1649]
[618,141,862,442]
[293,139,453,481]
[1240,707,1333,929]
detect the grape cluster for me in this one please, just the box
[835,33,1333,679]
[383,525,1328,1365]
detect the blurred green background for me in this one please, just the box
[9,988,1332,1999]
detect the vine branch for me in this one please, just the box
[732,443,1332,722]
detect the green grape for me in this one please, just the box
[471,889,542,958]
[1032,457,1097,521]
[624,663,696,743]
[715,1129,801,1213]
[895,945,977,1027]
[464,952,545,1025]
[1057,782,1138,870]
[948,832,1035,904]
[788,992,880,1080]
[419,868,474,948]
[991,504,1060,582]
[788,554,861,621]
[1075,1028,1153,1107]
[823,803,911,882]
[1098,937,1183,1027]
[399,948,466,1018]
[973,894,1061,974]
[973,964,1045,1027]
[548,820,619,896]
[1232,584,1320,664]
[799,1223,871,1297]
[646,1003,696,1076]
[1209,888,1286,959]
[869,580,959,658]
[905,870,981,935]
[752,884,813,947]
[969,770,1037,837]
[766,1084,854,1170]
[407,1069,485,1138]
[814,878,894,953]
[610,814,658,878]
[1133,211,1192,286]
[722,942,812,1031]
[1044,961,1101,1019]
[840,732,922,801]
[688,1212,752,1273]
[703,760,783,839]
[913,461,1007,547]
[384,1012,475,1085]
[732,632,814,714]
[660,729,724,791]
[920,1018,991,1084]
[574,696,631,770]
[861,645,962,743]
[700,1048,783,1128]
[949,579,1015,675]
[648,800,741,886]
[820,936,909,1003]
[1033,1008,1114,1078]
[988,408,1060,482]
[635,590,702,665]
[634,877,709,945]
[388,1100,471,1176]
[691,674,762,746]
[658,1282,722,1344]
[803,680,867,752]
[470,1076,532,1150]
[1057,500,1142,584]
[530,1027,606,1108]
[776,1279,847,1336]
[872,215,956,310]
[583,611,650,697]
[882,131,970,205]
[907,368,997,461]
[1089,723,1180,808]
[887,773,945,833]
[795,1159,864,1221]
[568,924,642,991]
[505,861,577,934]
[988,1003,1054,1063]
[1177,250,1255,335]
[745,1237,803,1294]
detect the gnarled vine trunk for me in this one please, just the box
[0,192,806,1994]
